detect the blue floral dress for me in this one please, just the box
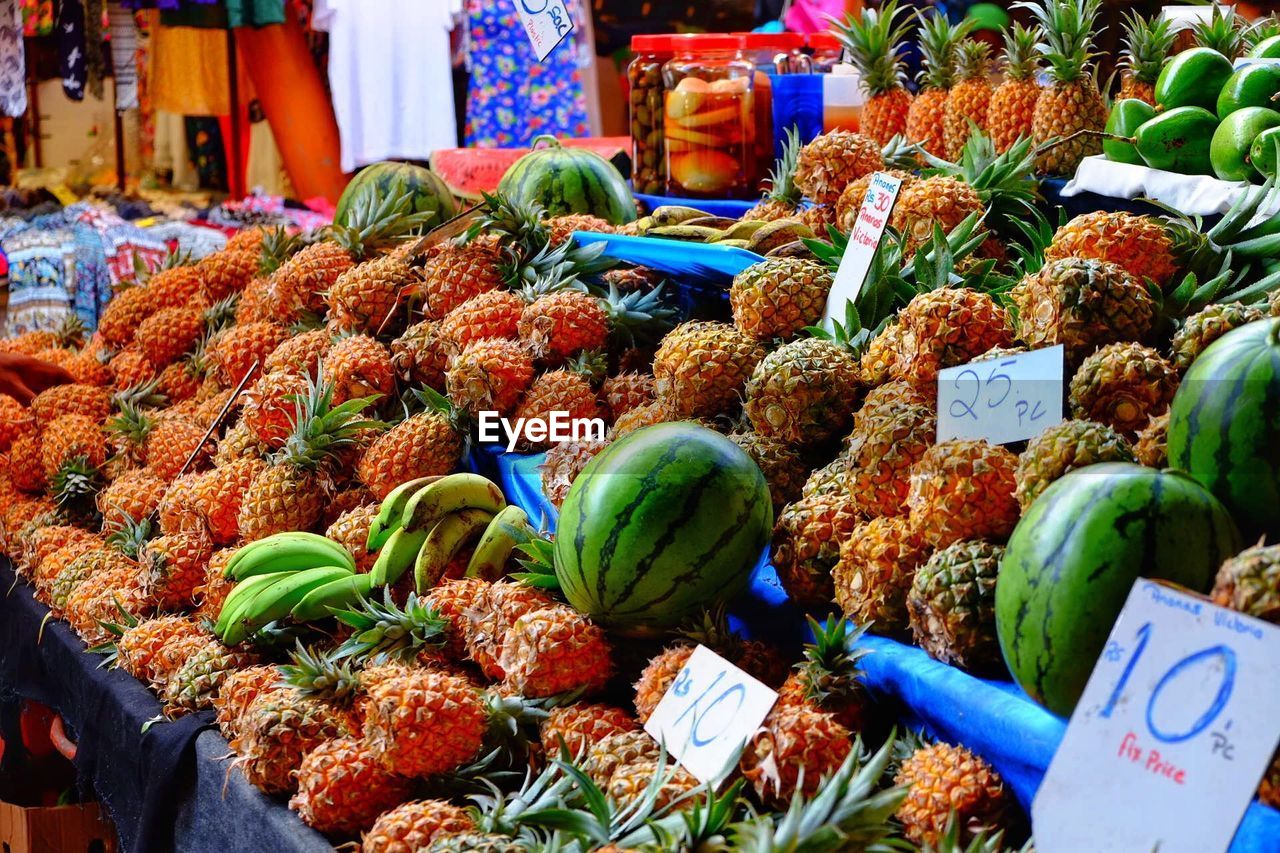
[464,0,590,148]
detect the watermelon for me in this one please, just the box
[498,135,637,225]
[1167,317,1280,541]
[996,463,1240,717]
[334,161,457,230]
[554,423,772,636]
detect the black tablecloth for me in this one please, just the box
[0,561,332,853]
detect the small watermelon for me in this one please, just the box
[996,462,1240,717]
[554,423,772,636]
[498,135,637,225]
[1167,317,1280,541]
[335,161,457,230]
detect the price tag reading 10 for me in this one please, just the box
[1033,580,1280,853]
[644,645,779,785]
[937,344,1065,445]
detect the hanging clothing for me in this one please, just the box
[463,0,589,148]
[224,0,284,28]
[84,0,106,99]
[148,12,231,115]
[0,1,26,118]
[312,0,460,173]
[107,3,139,109]
[20,0,52,36]
[58,0,88,101]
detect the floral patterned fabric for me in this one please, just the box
[0,1,26,118]
[463,0,589,148]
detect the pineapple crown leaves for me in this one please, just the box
[474,191,552,255]
[601,282,680,349]
[1192,5,1246,59]
[464,759,580,838]
[1246,15,1280,49]
[954,39,993,80]
[105,511,155,560]
[276,374,386,470]
[915,10,972,90]
[202,295,239,336]
[325,188,436,260]
[330,589,449,665]
[564,350,608,384]
[112,378,167,413]
[55,314,87,349]
[278,641,363,703]
[106,399,156,458]
[880,134,926,170]
[627,779,747,853]
[727,736,905,853]
[923,132,1041,232]
[512,535,561,592]
[803,300,875,357]
[922,815,1012,853]
[86,598,144,666]
[257,226,305,276]
[831,0,912,95]
[1001,23,1043,81]
[758,126,804,206]
[1015,0,1102,85]
[51,455,104,520]
[793,616,872,709]
[1006,205,1067,277]
[1119,11,1176,85]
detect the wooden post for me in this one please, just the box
[113,79,126,192]
[25,45,42,168]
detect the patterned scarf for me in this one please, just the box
[0,0,26,118]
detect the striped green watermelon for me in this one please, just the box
[335,161,457,230]
[498,135,637,225]
[996,463,1240,717]
[1167,317,1280,541]
[554,422,772,636]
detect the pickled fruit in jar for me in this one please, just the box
[670,150,743,194]
[664,77,754,198]
[628,37,671,196]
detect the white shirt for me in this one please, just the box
[313,0,462,173]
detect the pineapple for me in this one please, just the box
[361,668,488,778]
[109,350,157,391]
[445,339,536,416]
[906,11,966,157]
[194,548,237,622]
[356,410,462,499]
[419,236,507,320]
[609,397,676,438]
[324,503,379,572]
[988,24,1041,153]
[144,415,211,482]
[793,131,886,207]
[652,321,765,418]
[438,289,524,355]
[834,1,914,145]
[191,456,269,545]
[237,375,382,541]
[8,433,47,493]
[140,530,214,611]
[744,127,804,221]
[539,703,638,759]
[1211,543,1280,624]
[390,319,450,390]
[241,370,309,449]
[509,368,603,451]
[113,615,209,682]
[740,703,853,808]
[729,258,833,343]
[135,307,205,369]
[262,328,333,377]
[362,800,475,853]
[1044,211,1181,292]
[157,472,204,535]
[608,757,701,810]
[836,170,916,234]
[162,641,260,715]
[906,440,1019,548]
[943,40,993,161]
[196,247,258,300]
[908,540,1004,673]
[1015,419,1136,508]
[214,420,267,466]
[894,287,1013,384]
[1170,302,1265,372]
[583,729,662,786]
[895,741,1011,846]
[40,414,107,478]
[0,393,34,452]
[213,664,285,741]
[30,383,111,428]
[775,617,871,732]
[1134,411,1169,468]
[539,439,609,509]
[518,284,673,364]
[97,468,167,533]
[772,491,863,606]
[728,432,808,511]
[65,559,148,645]
[744,336,861,445]
[322,334,394,406]
[289,737,415,835]
[98,286,159,348]
[1024,0,1107,175]
[327,253,417,336]
[842,389,937,517]
[601,372,654,421]
[1117,12,1176,104]
[546,213,616,245]
[423,577,493,659]
[498,605,612,698]
[1068,342,1179,436]
[148,266,207,310]
[156,358,202,404]
[833,516,930,632]
[208,321,289,387]
[1010,256,1156,366]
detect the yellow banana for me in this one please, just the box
[414,508,495,593]
[369,526,430,586]
[367,475,443,551]
[402,473,506,535]
[466,505,535,580]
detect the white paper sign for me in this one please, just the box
[1033,580,1280,853]
[936,344,1064,445]
[513,0,575,63]
[1160,5,1228,32]
[644,645,779,785]
[822,171,902,329]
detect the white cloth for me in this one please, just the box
[107,2,138,110]
[313,0,461,173]
[1061,155,1280,218]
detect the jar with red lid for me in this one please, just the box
[662,34,755,199]
[737,32,805,183]
[807,32,844,73]
[628,34,674,196]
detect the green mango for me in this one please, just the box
[1135,106,1219,175]
[1217,64,1280,118]
[1210,107,1280,181]
[1104,99,1157,165]
[1249,35,1280,59]
[1249,126,1280,179]
[1155,48,1235,111]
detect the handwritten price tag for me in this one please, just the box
[936,345,1064,445]
[821,171,902,330]
[513,0,575,63]
[644,645,779,784]
[1033,580,1280,853]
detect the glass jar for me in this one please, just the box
[823,63,865,133]
[738,32,805,178]
[627,34,673,196]
[807,32,844,74]
[662,35,755,199]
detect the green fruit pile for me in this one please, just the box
[1104,40,1280,182]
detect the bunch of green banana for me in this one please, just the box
[214,532,363,645]
[366,473,537,594]
[630,205,815,254]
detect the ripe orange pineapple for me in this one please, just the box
[438,289,524,356]
[0,393,34,452]
[652,321,765,418]
[241,370,308,449]
[609,397,675,438]
[196,247,257,300]
[740,704,853,807]
[361,668,487,778]
[498,605,612,698]
[109,349,156,391]
[1134,411,1169,468]
[30,384,111,428]
[289,737,415,835]
[98,469,167,533]
[327,253,417,335]
[193,548,237,621]
[459,582,556,679]
[895,741,1012,845]
[988,24,1041,153]
[744,337,861,446]
[539,703,638,759]
[8,433,47,493]
[772,491,863,606]
[1068,342,1179,436]
[191,456,269,545]
[906,11,966,157]
[943,40,993,160]
[116,615,211,683]
[508,369,603,451]
[40,414,107,479]
[836,170,915,233]
[321,334,394,406]
[444,339,536,416]
[65,558,148,645]
[148,266,207,310]
[157,472,204,535]
[390,320,450,390]
[136,307,205,369]
[423,577,492,659]
[842,392,938,517]
[214,420,267,466]
[98,286,158,348]
[906,440,1020,547]
[140,530,214,611]
[263,328,333,377]
[213,664,285,742]
[600,372,653,421]
[776,618,871,732]
[1043,211,1180,292]
[1025,0,1107,175]
[420,236,506,320]
[162,641,261,716]
[833,516,930,631]
[540,439,608,508]
[894,287,1013,384]
[324,504,379,572]
[888,176,984,258]
[793,131,885,207]
[144,415,211,482]
[834,0,913,145]
[156,360,202,403]
[361,800,475,853]
[730,258,833,343]
[356,411,462,500]
[208,321,289,387]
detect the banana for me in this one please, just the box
[646,225,725,242]
[766,240,815,258]
[291,572,377,622]
[631,215,656,235]
[222,566,353,645]
[682,215,738,230]
[465,505,535,580]
[367,475,444,551]
[214,572,290,637]
[401,473,506,534]
[414,508,495,593]
[651,205,707,227]
[714,220,768,242]
[714,239,751,249]
[368,526,430,586]
[225,531,355,579]
[747,219,816,254]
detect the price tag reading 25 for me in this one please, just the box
[1033,581,1280,853]
[937,344,1065,445]
[644,645,779,785]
